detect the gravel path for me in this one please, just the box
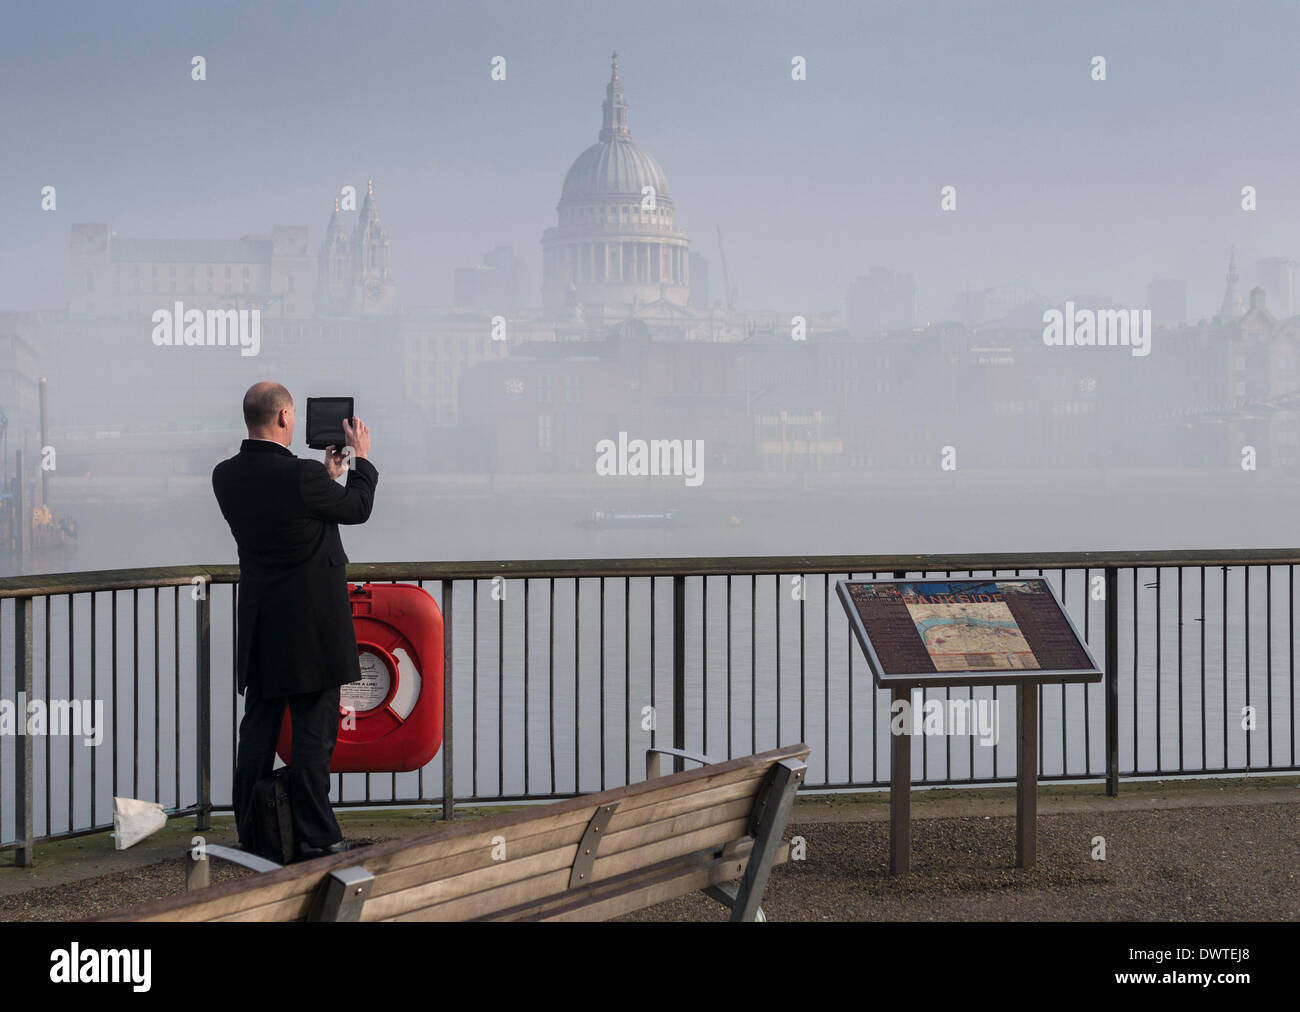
[620,801,1300,920]
[2,794,1295,921]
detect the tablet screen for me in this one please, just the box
[305,397,354,450]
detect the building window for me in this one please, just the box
[538,375,553,403]
[538,414,552,449]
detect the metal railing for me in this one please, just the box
[2,550,1299,865]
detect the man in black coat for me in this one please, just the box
[211,381,378,859]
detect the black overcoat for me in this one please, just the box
[211,439,379,697]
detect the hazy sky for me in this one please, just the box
[2,0,1298,321]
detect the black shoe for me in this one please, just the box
[295,839,353,862]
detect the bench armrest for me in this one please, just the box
[645,747,718,779]
[185,842,282,891]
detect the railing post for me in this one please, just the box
[195,588,211,831]
[442,578,454,821]
[13,596,33,866]
[14,449,23,562]
[1105,566,1120,797]
[672,574,686,773]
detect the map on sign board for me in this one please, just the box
[897,581,1037,671]
[836,577,1101,687]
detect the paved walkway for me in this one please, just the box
[1,777,1296,920]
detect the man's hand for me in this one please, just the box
[342,417,370,460]
[324,446,346,479]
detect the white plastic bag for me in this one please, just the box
[111,797,167,850]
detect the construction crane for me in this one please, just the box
[715,224,736,311]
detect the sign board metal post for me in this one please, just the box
[890,686,910,875]
[1015,683,1037,868]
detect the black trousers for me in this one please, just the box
[232,682,344,851]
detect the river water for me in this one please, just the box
[2,475,1297,843]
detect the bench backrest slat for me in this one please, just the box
[112,744,809,923]
[361,789,763,921]
[375,814,755,922]
[364,763,773,907]
[519,842,789,922]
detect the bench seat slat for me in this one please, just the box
[100,743,810,923]
[367,821,587,899]
[525,842,791,922]
[598,796,756,859]
[603,774,768,834]
[215,795,763,923]
[487,839,758,921]
[378,816,752,921]
[211,893,316,922]
[367,769,770,900]
[362,845,579,920]
[138,756,783,921]
[369,783,761,904]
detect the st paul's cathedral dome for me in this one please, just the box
[542,54,691,318]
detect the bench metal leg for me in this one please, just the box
[184,843,283,891]
[728,757,806,922]
[185,850,209,891]
[704,883,766,921]
[645,747,717,779]
[309,866,376,922]
[703,882,767,922]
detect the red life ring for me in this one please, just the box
[277,582,444,772]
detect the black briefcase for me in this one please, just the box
[249,767,296,865]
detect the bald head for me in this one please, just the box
[243,382,295,445]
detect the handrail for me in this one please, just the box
[1,548,1299,597]
[5,548,1299,864]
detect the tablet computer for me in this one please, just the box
[305,397,354,450]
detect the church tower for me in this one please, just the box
[1217,247,1245,321]
[318,198,349,314]
[349,180,395,313]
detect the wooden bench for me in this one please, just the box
[95,743,810,922]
